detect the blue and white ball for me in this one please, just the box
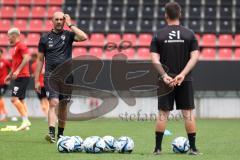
[116,136,134,153]
[172,137,190,153]
[57,136,75,153]
[71,136,84,152]
[83,136,106,153]
[102,136,116,152]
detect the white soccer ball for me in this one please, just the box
[57,136,75,153]
[172,137,190,153]
[83,136,106,153]
[102,135,116,152]
[71,136,84,152]
[116,136,134,153]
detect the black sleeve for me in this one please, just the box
[149,34,160,54]
[190,32,199,52]
[38,36,46,54]
[69,31,75,42]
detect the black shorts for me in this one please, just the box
[36,87,47,100]
[44,75,73,102]
[158,81,194,111]
[0,85,8,96]
[11,77,30,100]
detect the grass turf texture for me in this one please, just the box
[0,118,239,160]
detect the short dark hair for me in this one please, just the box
[165,2,181,20]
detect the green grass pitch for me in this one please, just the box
[0,118,239,160]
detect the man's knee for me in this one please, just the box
[49,98,59,107]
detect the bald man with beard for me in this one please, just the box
[35,12,87,143]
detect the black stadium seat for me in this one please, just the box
[94,5,107,18]
[77,19,90,33]
[141,5,154,19]
[205,0,217,6]
[108,19,122,33]
[188,19,201,33]
[219,20,232,33]
[189,0,202,6]
[204,6,217,19]
[126,5,139,19]
[142,0,155,6]
[140,19,153,33]
[204,20,216,33]
[112,0,124,6]
[80,0,93,5]
[156,19,166,29]
[79,5,92,18]
[124,19,137,33]
[220,6,232,19]
[110,5,123,18]
[92,19,106,33]
[63,5,76,18]
[188,6,201,19]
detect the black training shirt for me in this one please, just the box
[150,25,199,80]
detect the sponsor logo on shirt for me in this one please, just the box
[165,30,184,43]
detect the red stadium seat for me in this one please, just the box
[106,34,121,45]
[72,47,87,58]
[0,19,12,32]
[89,33,105,47]
[16,6,30,18]
[234,48,240,60]
[218,34,233,47]
[32,6,46,18]
[33,0,48,5]
[13,19,28,32]
[48,0,64,5]
[105,49,118,59]
[2,0,16,5]
[0,33,9,46]
[20,34,26,42]
[195,34,201,45]
[0,6,15,18]
[43,20,53,32]
[137,47,151,60]
[234,35,240,47]
[201,34,216,47]
[0,48,10,59]
[26,33,40,46]
[122,33,137,46]
[29,19,44,32]
[121,48,135,59]
[73,35,90,47]
[89,47,103,58]
[47,6,62,18]
[138,34,152,47]
[18,0,32,5]
[218,48,232,60]
[201,48,216,60]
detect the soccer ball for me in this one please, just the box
[102,135,116,152]
[172,137,190,153]
[115,136,134,153]
[71,136,84,152]
[57,136,75,153]
[83,136,106,153]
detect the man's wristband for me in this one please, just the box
[68,24,75,28]
[161,73,167,78]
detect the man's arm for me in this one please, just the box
[64,14,88,42]
[174,50,199,86]
[34,53,44,92]
[12,54,30,79]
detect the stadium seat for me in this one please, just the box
[28,47,38,55]
[77,19,90,33]
[195,34,201,44]
[94,5,107,18]
[126,5,139,19]
[105,49,118,59]
[29,19,44,32]
[189,0,202,5]
[138,34,152,47]
[92,19,106,33]
[89,33,105,47]
[89,47,103,58]
[157,6,165,18]
[127,0,139,5]
[0,33,9,46]
[65,0,78,5]
[26,33,40,46]
[159,0,171,5]
[33,0,47,5]
[106,34,121,45]
[32,6,46,18]
[108,19,122,33]
[200,48,216,60]
[121,48,135,59]
[220,6,232,19]
[173,0,186,6]
[236,7,240,20]
[122,33,137,46]
[110,5,123,18]
[0,48,8,59]
[0,6,15,18]
[47,6,62,18]
[234,34,240,47]
[205,0,217,6]
[218,34,233,47]
[18,0,32,5]
[13,19,28,32]
[0,19,12,32]
[63,5,76,18]
[201,34,216,47]
[73,35,89,47]
[188,6,201,19]
[221,0,232,6]
[141,5,154,19]
[1,0,16,5]
[234,48,240,60]
[43,20,53,32]
[20,34,26,42]
[96,0,109,5]
[156,19,166,29]
[143,0,155,5]
[72,47,87,58]
[204,20,216,33]
[219,20,232,33]
[16,6,30,18]
[204,6,217,19]
[140,19,153,33]
[188,20,201,33]
[48,0,64,5]
[218,48,232,60]
[79,5,92,18]
[236,20,240,33]
[112,0,124,5]
[124,20,137,33]
[137,47,151,60]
